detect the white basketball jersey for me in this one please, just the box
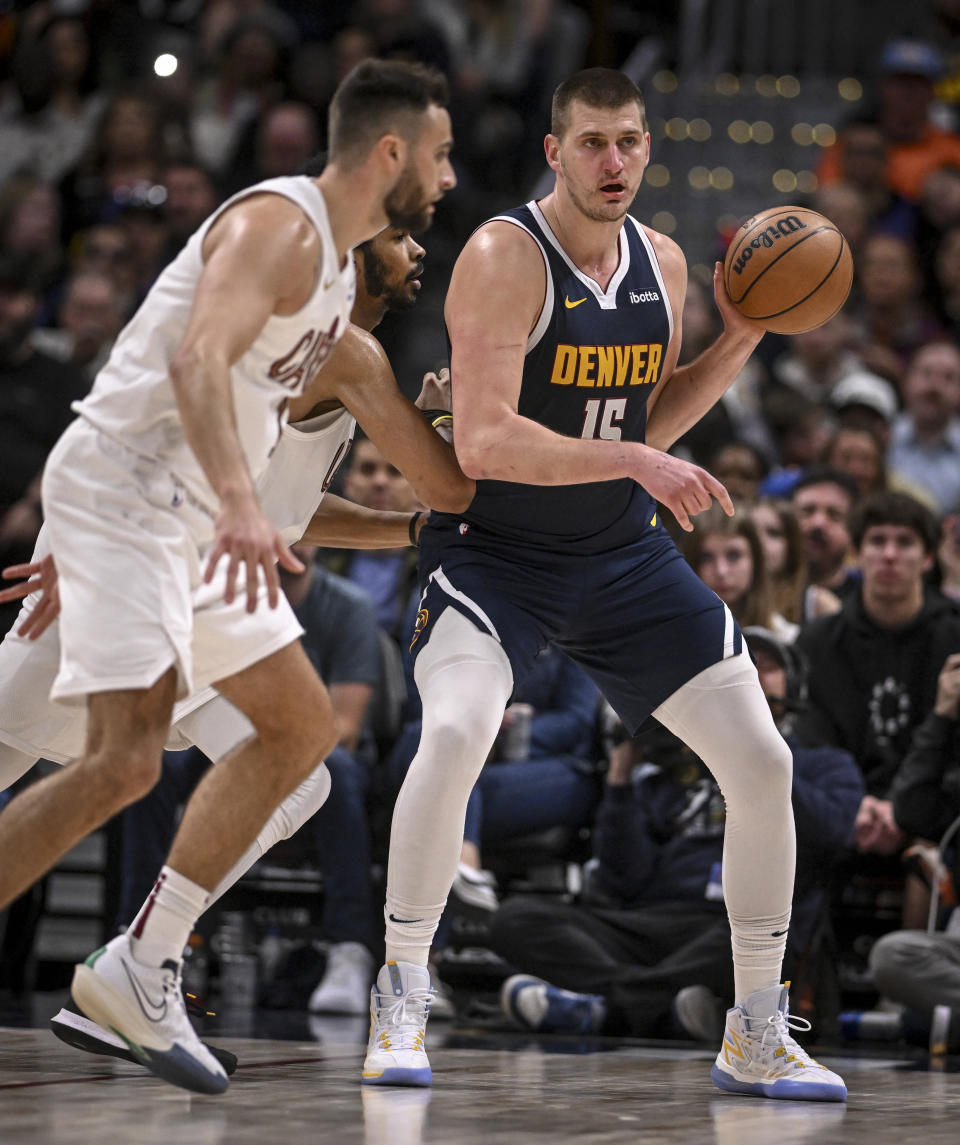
[73,176,356,512]
[260,405,356,544]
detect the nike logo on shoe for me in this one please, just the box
[121,958,168,1022]
[564,296,587,309]
[388,913,424,924]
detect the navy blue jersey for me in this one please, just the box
[443,200,674,554]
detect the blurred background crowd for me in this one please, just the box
[2,0,960,1054]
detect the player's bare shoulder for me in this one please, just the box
[448,219,545,330]
[640,223,687,291]
[292,322,391,419]
[202,191,322,312]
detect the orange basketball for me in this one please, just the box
[722,206,853,334]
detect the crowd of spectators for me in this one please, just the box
[1,2,960,1052]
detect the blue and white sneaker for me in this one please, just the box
[500,974,606,1034]
[362,961,433,1087]
[711,983,847,1102]
[71,933,229,1095]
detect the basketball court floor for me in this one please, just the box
[2,996,959,1145]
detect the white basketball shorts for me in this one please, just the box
[40,418,303,706]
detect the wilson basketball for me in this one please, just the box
[723,206,853,334]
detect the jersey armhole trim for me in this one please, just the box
[628,216,675,344]
[489,215,554,354]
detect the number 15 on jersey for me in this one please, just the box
[581,397,626,440]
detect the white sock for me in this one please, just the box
[128,865,209,968]
[729,912,790,1003]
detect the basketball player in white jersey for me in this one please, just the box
[0,223,467,1075]
[0,60,457,1095]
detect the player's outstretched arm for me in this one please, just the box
[445,223,732,529]
[170,195,312,610]
[302,493,419,549]
[325,326,474,513]
[644,238,764,452]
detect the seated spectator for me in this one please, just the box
[816,117,918,240]
[887,340,960,515]
[822,427,888,498]
[706,441,767,506]
[760,390,835,494]
[287,546,383,1017]
[0,11,105,188]
[158,159,222,266]
[828,370,900,450]
[30,269,126,384]
[0,173,65,302]
[492,628,863,1039]
[69,222,138,316]
[797,491,960,842]
[767,311,863,405]
[812,182,871,262]
[748,497,841,627]
[189,16,290,177]
[790,467,861,605]
[323,435,420,643]
[59,88,170,239]
[683,505,798,641]
[225,102,320,196]
[852,232,945,385]
[867,652,960,1051]
[818,41,960,204]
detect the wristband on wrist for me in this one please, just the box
[408,511,423,546]
[419,408,450,423]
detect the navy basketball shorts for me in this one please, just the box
[410,518,742,735]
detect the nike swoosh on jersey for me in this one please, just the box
[564,295,587,308]
[388,913,425,924]
[121,958,168,1022]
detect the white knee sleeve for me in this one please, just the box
[206,762,331,906]
[654,650,795,1000]
[385,609,514,965]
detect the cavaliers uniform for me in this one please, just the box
[412,201,740,732]
[0,405,355,768]
[39,177,354,707]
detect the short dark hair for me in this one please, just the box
[850,491,940,552]
[551,68,646,138]
[328,59,448,166]
[790,465,860,505]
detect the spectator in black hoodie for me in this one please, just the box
[797,491,960,855]
[867,652,960,1050]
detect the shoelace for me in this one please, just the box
[745,1008,817,1064]
[184,991,216,1020]
[373,988,433,1050]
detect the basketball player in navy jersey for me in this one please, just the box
[363,69,847,1102]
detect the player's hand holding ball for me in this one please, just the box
[722,206,853,334]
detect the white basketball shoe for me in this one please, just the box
[362,961,433,1086]
[71,933,229,1094]
[711,983,847,1102]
